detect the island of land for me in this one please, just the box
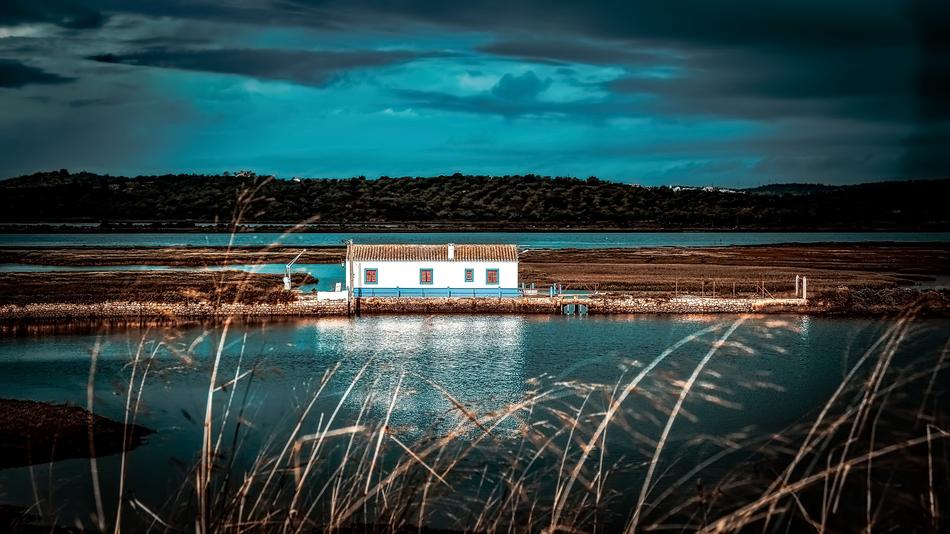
[1,243,947,323]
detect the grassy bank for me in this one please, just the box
[0,271,304,306]
[2,243,945,293]
[0,244,947,320]
[2,290,948,324]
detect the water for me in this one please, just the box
[0,315,945,528]
[0,263,345,291]
[1,231,948,248]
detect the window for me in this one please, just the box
[363,268,378,284]
[464,268,474,283]
[420,268,433,285]
[486,268,499,285]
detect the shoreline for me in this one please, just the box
[1,243,946,322]
[2,291,946,324]
[3,220,950,234]
[0,398,152,469]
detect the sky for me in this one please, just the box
[0,1,948,186]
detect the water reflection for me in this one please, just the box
[324,315,527,434]
[0,314,946,529]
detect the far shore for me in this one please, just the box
[3,223,949,233]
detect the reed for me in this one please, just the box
[53,306,942,533]
[18,188,947,533]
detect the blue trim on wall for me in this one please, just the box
[419,267,434,285]
[363,268,378,285]
[356,287,520,298]
[486,268,499,285]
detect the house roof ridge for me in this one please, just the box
[346,243,518,262]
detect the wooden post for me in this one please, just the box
[732,281,736,297]
[795,274,800,297]
[802,276,808,301]
[346,244,353,316]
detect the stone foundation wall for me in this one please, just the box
[0,295,815,322]
[0,299,347,321]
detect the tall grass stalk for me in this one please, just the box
[26,190,945,533]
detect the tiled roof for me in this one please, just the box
[346,244,518,262]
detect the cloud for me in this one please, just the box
[490,71,549,101]
[607,46,918,122]
[0,0,948,182]
[478,38,661,65]
[88,47,432,87]
[0,0,105,29]
[0,59,74,88]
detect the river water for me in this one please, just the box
[0,262,345,291]
[0,314,945,529]
[2,231,948,248]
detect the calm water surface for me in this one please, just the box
[0,262,345,290]
[0,315,945,527]
[2,231,948,248]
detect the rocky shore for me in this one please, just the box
[1,243,947,321]
[0,291,948,324]
[0,298,346,321]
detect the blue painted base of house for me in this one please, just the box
[354,287,521,298]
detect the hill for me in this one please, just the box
[1,170,948,231]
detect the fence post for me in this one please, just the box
[795,274,800,297]
[802,276,808,301]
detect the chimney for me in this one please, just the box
[447,243,455,260]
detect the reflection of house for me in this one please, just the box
[345,243,519,297]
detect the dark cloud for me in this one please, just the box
[1,0,948,182]
[0,0,105,29]
[89,47,431,86]
[608,46,917,122]
[67,97,112,107]
[273,1,914,49]
[0,59,75,88]
[478,38,659,65]
[490,71,549,101]
[395,88,619,120]
[900,0,950,179]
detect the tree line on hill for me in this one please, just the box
[1,170,947,230]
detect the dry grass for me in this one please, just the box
[520,244,949,294]
[4,243,947,296]
[10,184,949,533]
[10,304,937,533]
[0,271,301,305]
[0,247,345,267]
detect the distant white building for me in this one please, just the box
[345,243,519,297]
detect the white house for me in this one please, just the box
[345,243,519,297]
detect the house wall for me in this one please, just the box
[345,260,518,289]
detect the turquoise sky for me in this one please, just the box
[0,1,947,185]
